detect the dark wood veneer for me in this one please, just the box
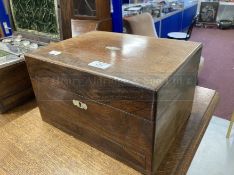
[0,62,34,113]
[25,31,202,174]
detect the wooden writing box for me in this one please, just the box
[25,31,202,175]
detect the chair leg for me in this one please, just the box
[226,112,234,138]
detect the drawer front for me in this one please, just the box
[26,57,156,121]
[31,78,154,172]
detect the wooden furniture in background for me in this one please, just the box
[59,0,73,40]
[25,31,202,174]
[72,0,110,20]
[0,61,34,113]
[71,18,112,37]
[226,112,234,138]
[0,86,219,175]
[71,0,112,36]
[59,0,113,38]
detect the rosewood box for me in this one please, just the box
[25,31,202,175]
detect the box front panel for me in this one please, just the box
[25,56,156,121]
[25,57,155,173]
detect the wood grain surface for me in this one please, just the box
[0,86,219,175]
[60,0,111,39]
[25,32,202,174]
[0,62,34,113]
[71,19,112,37]
[25,31,202,90]
[59,0,73,39]
[25,31,203,174]
[72,19,98,36]
[157,87,219,175]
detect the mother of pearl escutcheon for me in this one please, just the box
[72,100,88,110]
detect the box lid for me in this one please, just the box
[25,31,202,91]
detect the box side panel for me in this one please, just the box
[0,62,34,113]
[25,56,155,174]
[153,48,202,173]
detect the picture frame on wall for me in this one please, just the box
[199,2,219,23]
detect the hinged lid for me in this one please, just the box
[26,31,202,90]
[25,31,202,121]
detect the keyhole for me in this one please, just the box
[78,102,82,108]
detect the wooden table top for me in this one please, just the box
[0,86,219,175]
